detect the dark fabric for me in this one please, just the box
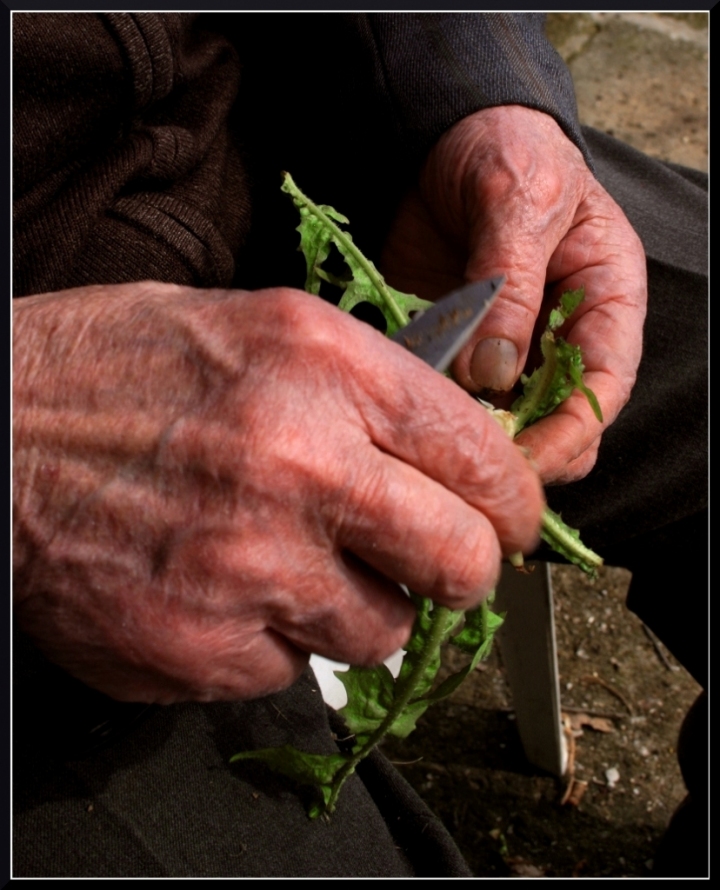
[13,12,252,296]
[328,710,473,877]
[14,616,468,877]
[216,12,590,292]
[540,133,708,875]
[13,664,403,877]
[652,691,708,877]
[12,11,707,880]
[234,11,589,169]
[13,13,589,299]
[352,13,589,167]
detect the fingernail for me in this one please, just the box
[470,338,518,391]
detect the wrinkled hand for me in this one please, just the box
[13,282,543,703]
[382,105,648,483]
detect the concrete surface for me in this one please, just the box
[546,12,708,173]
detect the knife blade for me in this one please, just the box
[390,275,505,372]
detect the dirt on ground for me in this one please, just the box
[380,564,702,877]
[378,15,708,878]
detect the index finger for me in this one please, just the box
[338,316,545,554]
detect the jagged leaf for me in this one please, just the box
[511,288,602,434]
[417,602,505,704]
[335,663,395,736]
[452,600,504,655]
[385,700,432,739]
[282,172,432,336]
[548,286,585,331]
[396,596,463,702]
[230,745,348,795]
[295,203,350,295]
[540,506,603,577]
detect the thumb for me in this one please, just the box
[451,225,555,394]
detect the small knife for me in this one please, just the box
[390,275,505,372]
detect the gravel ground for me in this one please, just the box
[380,563,702,877]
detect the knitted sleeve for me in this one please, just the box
[356,13,590,169]
[220,13,590,279]
[13,13,250,297]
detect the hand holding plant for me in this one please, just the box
[231,174,603,816]
[381,105,648,484]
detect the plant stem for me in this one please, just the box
[283,173,409,330]
[541,508,603,573]
[325,604,454,813]
[513,332,557,434]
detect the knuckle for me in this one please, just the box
[462,430,543,551]
[172,624,307,702]
[234,644,307,699]
[431,521,501,609]
[332,455,394,547]
[265,287,337,350]
[566,444,600,483]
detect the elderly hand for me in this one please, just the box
[13,282,543,703]
[381,105,648,484]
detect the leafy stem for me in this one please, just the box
[230,175,605,819]
[325,604,455,813]
[540,507,603,576]
[512,332,557,434]
[282,172,409,330]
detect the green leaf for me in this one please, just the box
[230,745,348,791]
[540,507,603,577]
[385,699,432,739]
[567,357,603,423]
[335,663,395,736]
[295,203,350,296]
[396,597,463,701]
[414,653,485,708]
[510,288,602,433]
[548,287,585,331]
[511,330,602,433]
[262,176,605,822]
[282,172,433,335]
[421,600,505,705]
[452,600,504,655]
[511,332,568,431]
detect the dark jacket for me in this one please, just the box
[13,12,587,297]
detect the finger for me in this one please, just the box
[146,629,310,704]
[544,194,648,407]
[271,553,417,667]
[339,325,544,552]
[545,437,600,486]
[23,592,311,705]
[450,189,578,394]
[513,373,612,483]
[559,440,600,484]
[202,529,416,670]
[246,290,543,542]
[337,446,531,610]
[514,221,646,483]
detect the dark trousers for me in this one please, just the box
[12,130,707,877]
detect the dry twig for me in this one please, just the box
[581,674,634,715]
[642,623,680,671]
[560,704,626,721]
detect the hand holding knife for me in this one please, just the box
[390,276,505,373]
